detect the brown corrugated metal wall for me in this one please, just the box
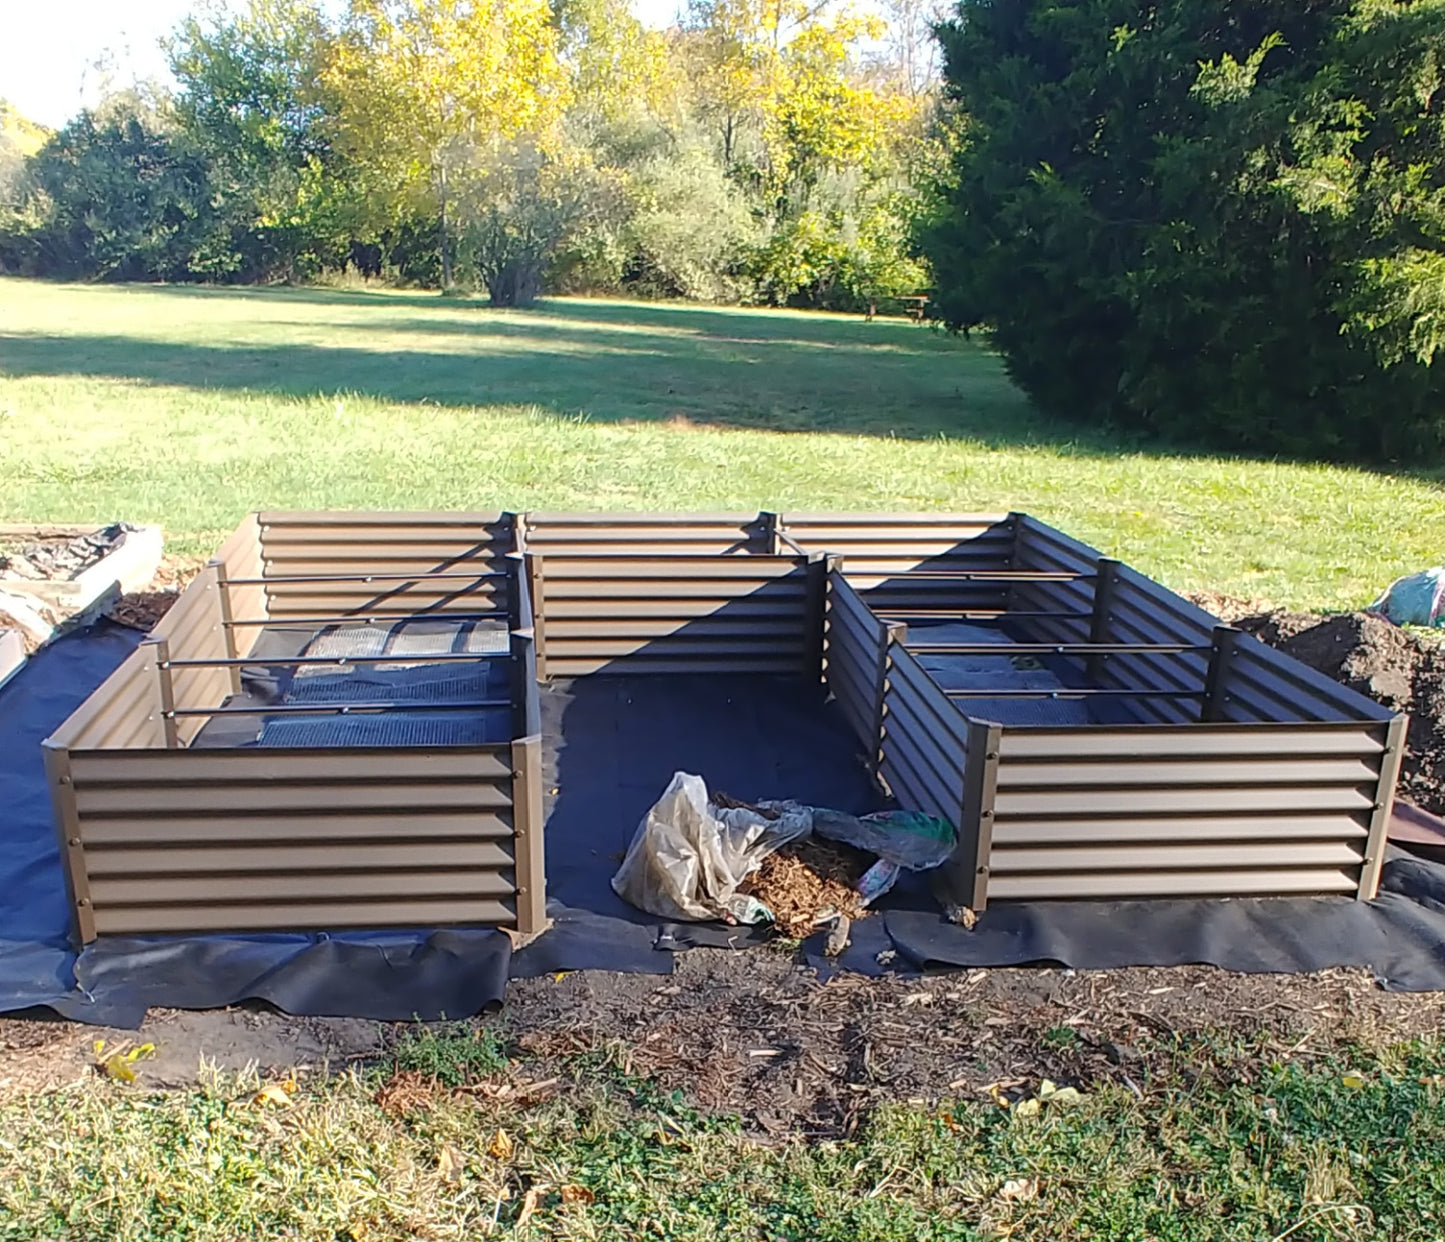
[65,747,523,933]
[523,513,811,676]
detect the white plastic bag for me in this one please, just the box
[610,772,812,921]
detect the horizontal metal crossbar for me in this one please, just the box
[875,610,1094,621]
[164,653,503,669]
[222,571,508,586]
[908,643,1212,656]
[223,612,508,626]
[166,699,510,717]
[943,688,1206,699]
[863,570,1092,581]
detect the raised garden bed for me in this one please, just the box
[43,511,1404,946]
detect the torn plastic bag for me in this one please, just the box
[811,807,955,871]
[1370,568,1445,629]
[611,772,812,922]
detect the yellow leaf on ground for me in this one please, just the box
[1013,1097,1041,1118]
[516,1187,539,1229]
[560,1184,595,1205]
[437,1144,464,1185]
[100,1056,137,1082]
[252,1083,294,1108]
[488,1128,515,1161]
[1038,1080,1084,1106]
[1342,1072,1369,1089]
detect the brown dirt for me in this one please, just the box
[105,555,207,632]
[743,839,872,937]
[1237,610,1445,814]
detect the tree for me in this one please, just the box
[19,96,218,281]
[324,0,570,287]
[923,0,1445,462]
[168,0,350,279]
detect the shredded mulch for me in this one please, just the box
[744,839,873,937]
[106,556,206,632]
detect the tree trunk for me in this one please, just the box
[438,161,453,289]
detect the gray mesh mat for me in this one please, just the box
[258,713,507,747]
[286,668,499,705]
[299,620,508,672]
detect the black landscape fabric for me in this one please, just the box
[5,627,1445,1028]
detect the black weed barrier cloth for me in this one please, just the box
[4,631,1445,1028]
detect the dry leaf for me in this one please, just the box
[958,906,979,930]
[252,1083,295,1108]
[560,1184,595,1205]
[516,1187,539,1229]
[1342,1071,1368,1090]
[96,1040,156,1082]
[1013,1097,1041,1118]
[488,1128,515,1161]
[438,1144,464,1185]
[998,1177,1039,1202]
[1038,1080,1084,1107]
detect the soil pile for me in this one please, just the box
[743,839,872,937]
[1238,610,1445,813]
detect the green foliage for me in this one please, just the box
[924,0,1445,462]
[390,1022,509,1086]
[14,99,219,282]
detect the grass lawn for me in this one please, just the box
[2,1028,1443,1241]
[0,277,1441,609]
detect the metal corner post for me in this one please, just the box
[1358,713,1408,900]
[43,742,95,944]
[510,735,548,935]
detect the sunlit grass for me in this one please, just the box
[1,1030,1442,1241]
[1,278,1439,609]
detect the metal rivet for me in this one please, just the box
[69,837,81,847]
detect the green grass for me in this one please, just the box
[1,277,1442,608]
[2,1033,1443,1241]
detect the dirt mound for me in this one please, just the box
[1239,610,1445,813]
[106,555,206,632]
[743,839,872,937]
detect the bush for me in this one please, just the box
[924,0,1445,463]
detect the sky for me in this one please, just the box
[1,0,683,129]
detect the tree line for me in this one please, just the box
[0,0,946,311]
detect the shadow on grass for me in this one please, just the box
[0,286,1102,446]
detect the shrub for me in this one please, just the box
[924,0,1445,463]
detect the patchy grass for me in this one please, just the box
[0,1031,1442,1241]
[0,278,1441,609]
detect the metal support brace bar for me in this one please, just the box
[906,642,1213,656]
[167,700,510,717]
[224,612,508,626]
[944,688,1206,699]
[864,570,1094,581]
[145,638,180,748]
[1200,625,1244,722]
[221,572,508,586]
[874,610,1094,620]
[1087,557,1123,681]
[164,653,503,668]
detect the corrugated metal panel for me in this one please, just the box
[524,512,770,556]
[257,511,512,620]
[46,648,159,750]
[151,565,230,743]
[879,642,969,827]
[1009,515,1097,644]
[1218,636,1393,724]
[824,570,886,751]
[68,746,519,935]
[539,555,810,676]
[781,513,1015,612]
[1090,566,1214,724]
[213,514,267,655]
[986,723,1388,899]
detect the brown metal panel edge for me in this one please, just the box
[1358,714,1408,900]
[43,742,95,944]
[932,718,1002,914]
[873,621,907,780]
[142,638,180,749]
[511,735,549,936]
[802,553,832,684]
